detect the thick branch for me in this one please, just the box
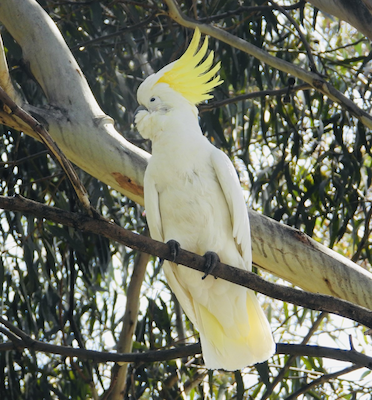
[248,211,372,309]
[0,34,20,104]
[0,0,149,205]
[1,194,372,329]
[0,1,100,111]
[0,86,91,213]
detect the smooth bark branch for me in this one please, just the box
[0,35,20,104]
[0,0,149,205]
[248,211,372,310]
[1,194,372,329]
[164,0,372,129]
[0,86,91,213]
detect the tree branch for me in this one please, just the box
[268,0,317,73]
[262,312,328,399]
[1,194,372,329]
[0,317,201,363]
[107,251,149,400]
[284,364,362,400]
[0,0,149,205]
[198,84,312,112]
[164,0,372,129]
[0,34,20,105]
[1,316,372,369]
[307,0,372,41]
[0,86,91,214]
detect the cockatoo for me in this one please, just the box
[135,28,275,371]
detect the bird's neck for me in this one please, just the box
[151,107,205,155]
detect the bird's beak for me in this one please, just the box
[134,105,147,121]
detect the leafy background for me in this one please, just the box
[1,0,372,398]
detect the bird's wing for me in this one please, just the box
[144,171,164,242]
[211,149,252,270]
[144,169,198,325]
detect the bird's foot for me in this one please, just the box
[202,251,219,280]
[166,239,181,263]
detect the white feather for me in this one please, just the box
[135,81,275,371]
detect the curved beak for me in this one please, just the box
[134,105,148,124]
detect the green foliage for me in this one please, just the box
[1,0,372,398]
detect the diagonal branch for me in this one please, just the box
[0,86,91,214]
[1,194,372,329]
[0,0,149,205]
[164,0,372,129]
[262,312,328,399]
[284,364,362,400]
[268,0,317,73]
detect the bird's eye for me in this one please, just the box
[150,97,156,102]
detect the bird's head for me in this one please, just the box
[135,28,223,140]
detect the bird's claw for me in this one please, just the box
[202,251,219,280]
[166,239,181,263]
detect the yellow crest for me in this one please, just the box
[156,28,223,104]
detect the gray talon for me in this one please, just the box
[202,251,220,280]
[167,239,181,262]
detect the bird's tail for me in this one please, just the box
[196,290,275,371]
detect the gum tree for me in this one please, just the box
[0,0,372,398]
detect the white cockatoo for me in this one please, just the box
[135,28,275,371]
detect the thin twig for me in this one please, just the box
[261,312,327,399]
[284,364,362,400]
[70,11,158,51]
[268,0,318,73]
[352,207,372,262]
[196,2,306,24]
[198,84,311,112]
